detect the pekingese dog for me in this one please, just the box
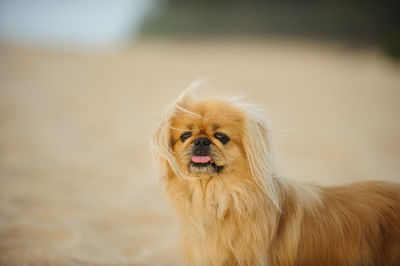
[152,84,400,266]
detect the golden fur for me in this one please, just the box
[152,85,400,266]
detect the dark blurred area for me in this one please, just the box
[142,0,400,59]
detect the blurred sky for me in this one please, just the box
[0,0,154,50]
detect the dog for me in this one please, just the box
[152,84,400,266]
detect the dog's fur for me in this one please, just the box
[152,85,400,266]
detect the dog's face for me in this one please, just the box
[170,99,247,178]
[153,88,275,195]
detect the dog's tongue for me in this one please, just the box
[191,156,211,163]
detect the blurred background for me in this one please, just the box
[1,0,399,265]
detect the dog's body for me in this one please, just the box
[153,86,400,266]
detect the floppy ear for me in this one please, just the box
[151,81,201,181]
[242,108,280,209]
[151,110,173,181]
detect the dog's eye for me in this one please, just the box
[214,132,230,145]
[180,131,192,143]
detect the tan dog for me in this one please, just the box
[152,85,400,266]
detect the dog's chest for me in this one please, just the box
[189,179,232,225]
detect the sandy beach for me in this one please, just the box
[1,38,400,265]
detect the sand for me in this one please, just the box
[1,38,400,265]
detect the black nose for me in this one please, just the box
[194,137,211,147]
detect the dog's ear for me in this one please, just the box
[151,82,199,180]
[151,108,172,181]
[242,110,279,208]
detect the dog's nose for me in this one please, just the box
[194,137,211,147]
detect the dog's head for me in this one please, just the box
[152,83,278,201]
[169,97,246,177]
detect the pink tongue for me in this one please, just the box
[191,156,211,163]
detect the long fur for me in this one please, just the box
[152,85,400,266]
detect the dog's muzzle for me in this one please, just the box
[190,137,223,173]
[192,137,211,155]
